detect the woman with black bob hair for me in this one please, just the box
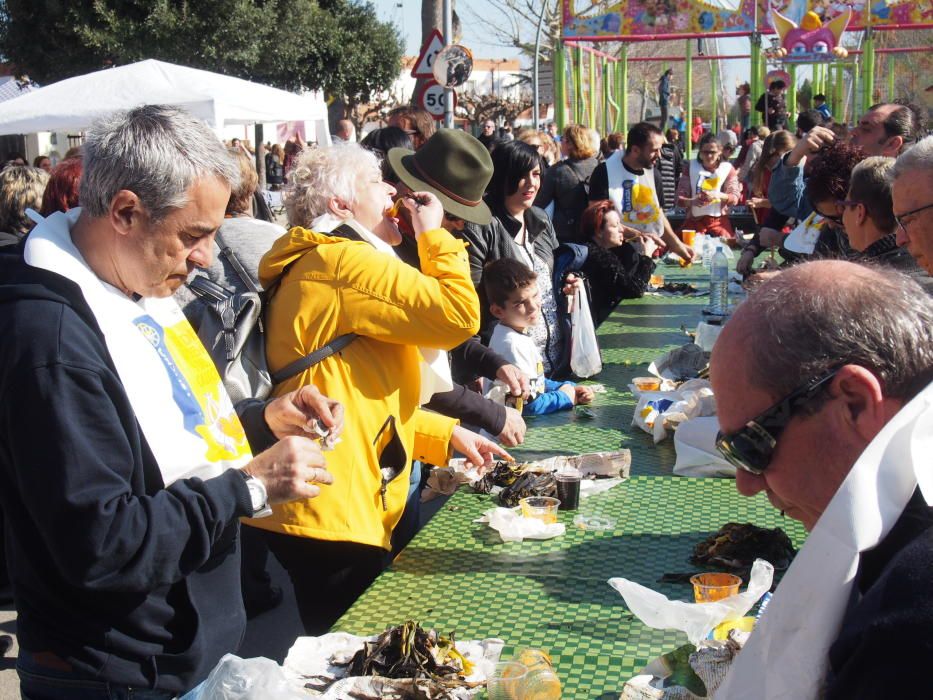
[459,140,577,375]
[360,126,413,185]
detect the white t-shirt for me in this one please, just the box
[484,322,546,399]
[605,151,664,236]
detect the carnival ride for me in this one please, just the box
[554,0,932,157]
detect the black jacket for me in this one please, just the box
[534,157,599,243]
[827,489,933,698]
[858,234,933,296]
[580,241,655,327]
[457,203,559,341]
[0,245,264,693]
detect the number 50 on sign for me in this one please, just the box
[418,80,457,120]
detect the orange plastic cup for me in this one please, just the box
[682,229,697,247]
[690,573,742,603]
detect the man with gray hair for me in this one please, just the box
[892,134,933,276]
[710,261,933,698]
[0,105,340,697]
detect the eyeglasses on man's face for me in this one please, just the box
[715,366,840,475]
[894,201,933,235]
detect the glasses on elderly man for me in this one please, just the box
[715,366,840,475]
[894,201,933,234]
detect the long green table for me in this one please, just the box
[333,263,807,697]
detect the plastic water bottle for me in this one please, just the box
[709,243,729,315]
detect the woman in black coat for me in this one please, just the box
[534,124,600,243]
[578,200,657,326]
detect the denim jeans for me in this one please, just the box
[17,651,178,700]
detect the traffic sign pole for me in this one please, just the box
[443,0,454,128]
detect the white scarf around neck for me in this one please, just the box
[24,208,252,486]
[716,381,933,699]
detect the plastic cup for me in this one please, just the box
[487,661,528,700]
[510,650,562,700]
[555,471,581,511]
[520,496,560,524]
[690,573,742,603]
[682,229,697,247]
[633,376,661,392]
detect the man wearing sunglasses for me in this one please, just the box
[711,261,933,699]
[892,135,933,276]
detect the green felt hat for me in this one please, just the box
[388,129,493,225]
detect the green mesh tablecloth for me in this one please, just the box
[333,260,800,698]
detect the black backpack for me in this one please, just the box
[185,230,357,403]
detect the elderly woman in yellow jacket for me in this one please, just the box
[250,142,508,634]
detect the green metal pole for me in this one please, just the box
[862,30,875,115]
[573,45,583,124]
[749,34,761,127]
[887,55,895,102]
[620,45,629,136]
[603,61,611,135]
[588,51,597,129]
[787,63,797,132]
[554,42,567,130]
[710,57,719,132]
[685,39,693,161]
[853,56,860,124]
[834,62,843,123]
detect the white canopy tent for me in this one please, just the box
[0,59,330,144]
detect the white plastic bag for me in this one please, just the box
[608,559,774,646]
[195,654,306,700]
[570,285,602,378]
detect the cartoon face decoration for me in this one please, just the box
[771,8,851,62]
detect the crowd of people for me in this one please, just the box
[0,90,930,698]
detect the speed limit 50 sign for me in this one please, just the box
[418,80,456,120]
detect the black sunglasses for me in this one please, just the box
[809,200,844,224]
[716,366,840,475]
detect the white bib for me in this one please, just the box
[25,208,252,486]
[605,152,664,236]
[688,160,731,218]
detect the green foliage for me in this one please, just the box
[0,0,403,109]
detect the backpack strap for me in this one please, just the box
[216,230,262,294]
[270,332,359,385]
[264,223,367,385]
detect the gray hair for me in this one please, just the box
[284,143,381,228]
[891,134,933,182]
[80,105,239,222]
[737,260,933,404]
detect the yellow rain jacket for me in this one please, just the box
[250,225,481,550]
